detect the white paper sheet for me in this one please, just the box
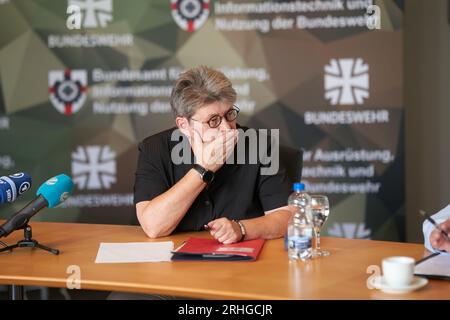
[95,242,174,264]
[414,253,450,277]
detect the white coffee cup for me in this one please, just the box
[382,256,415,288]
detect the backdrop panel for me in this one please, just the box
[0,0,404,241]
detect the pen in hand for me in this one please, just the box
[419,210,450,241]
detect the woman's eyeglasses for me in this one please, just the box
[190,105,240,129]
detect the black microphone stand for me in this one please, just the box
[0,224,59,255]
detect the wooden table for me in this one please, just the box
[0,221,448,300]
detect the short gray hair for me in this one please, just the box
[170,66,237,118]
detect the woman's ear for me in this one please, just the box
[176,116,190,137]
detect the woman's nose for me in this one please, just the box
[219,118,232,131]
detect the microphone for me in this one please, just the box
[0,172,32,204]
[0,174,73,238]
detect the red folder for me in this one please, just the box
[171,237,265,261]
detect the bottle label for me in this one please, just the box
[288,236,311,250]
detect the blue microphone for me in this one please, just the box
[0,172,32,204]
[0,174,73,238]
[36,174,73,208]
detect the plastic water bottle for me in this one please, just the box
[287,182,313,261]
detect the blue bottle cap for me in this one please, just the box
[293,182,305,191]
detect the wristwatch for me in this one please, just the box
[193,164,215,183]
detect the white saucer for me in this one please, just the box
[371,275,428,294]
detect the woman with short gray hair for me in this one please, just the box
[134,65,293,245]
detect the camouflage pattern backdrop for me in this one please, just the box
[0,0,404,240]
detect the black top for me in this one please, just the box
[133,126,291,232]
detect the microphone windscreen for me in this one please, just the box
[36,174,74,208]
[0,172,32,204]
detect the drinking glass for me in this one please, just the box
[310,195,330,257]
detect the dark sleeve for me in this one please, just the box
[133,140,170,205]
[257,133,292,212]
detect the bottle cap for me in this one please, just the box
[293,182,305,192]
